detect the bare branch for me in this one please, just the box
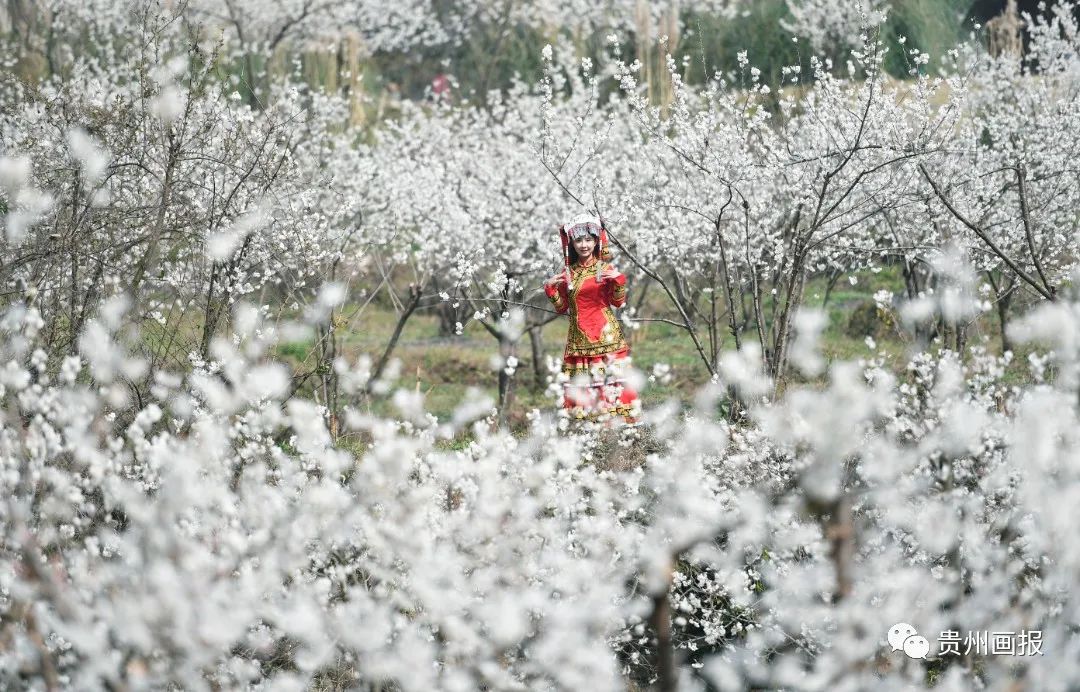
[919,164,1056,302]
[1015,164,1056,299]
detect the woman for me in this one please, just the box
[544,214,639,423]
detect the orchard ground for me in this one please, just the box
[272,263,1043,444]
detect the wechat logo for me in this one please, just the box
[889,622,930,659]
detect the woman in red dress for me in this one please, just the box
[544,215,639,423]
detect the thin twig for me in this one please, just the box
[920,164,1055,301]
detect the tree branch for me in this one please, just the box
[919,164,1056,302]
[1015,164,1055,299]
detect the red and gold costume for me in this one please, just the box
[544,217,639,423]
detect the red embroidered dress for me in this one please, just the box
[545,255,638,421]
[545,256,628,371]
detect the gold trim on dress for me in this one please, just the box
[565,263,627,359]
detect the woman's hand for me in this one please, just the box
[545,273,567,287]
[598,266,623,282]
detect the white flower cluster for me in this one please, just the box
[2,268,1080,688]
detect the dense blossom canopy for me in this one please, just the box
[2,0,1080,690]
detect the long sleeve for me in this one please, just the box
[603,266,627,308]
[545,280,570,314]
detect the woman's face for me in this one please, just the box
[572,233,597,259]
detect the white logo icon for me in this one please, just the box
[888,622,917,651]
[903,635,930,659]
[889,622,930,659]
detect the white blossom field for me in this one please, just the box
[2,1,1080,690]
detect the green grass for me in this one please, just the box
[332,269,902,425]
[279,263,1038,437]
[276,339,312,360]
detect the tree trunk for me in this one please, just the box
[717,214,742,356]
[771,247,808,387]
[528,325,545,390]
[986,271,1014,355]
[370,284,422,388]
[828,493,854,601]
[496,333,517,428]
[649,559,676,692]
